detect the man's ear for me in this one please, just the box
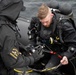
[50,13,54,19]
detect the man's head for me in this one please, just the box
[37,4,54,27]
[0,0,23,21]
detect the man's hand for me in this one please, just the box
[32,50,44,62]
[60,56,68,65]
[25,44,35,53]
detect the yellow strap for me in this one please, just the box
[26,70,33,73]
[50,37,53,44]
[56,36,59,40]
[14,69,23,73]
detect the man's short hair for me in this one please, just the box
[37,4,49,19]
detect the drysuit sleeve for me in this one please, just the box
[0,36,35,68]
[61,20,76,59]
[0,26,42,69]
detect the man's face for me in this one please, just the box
[40,10,54,27]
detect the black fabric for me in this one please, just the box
[0,16,43,75]
[62,46,76,59]
[28,56,34,65]
[32,50,44,62]
[0,56,8,75]
[45,55,61,75]
[28,13,76,63]
[0,0,23,21]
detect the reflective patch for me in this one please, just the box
[50,37,53,44]
[10,48,21,59]
[14,68,24,73]
[56,36,59,40]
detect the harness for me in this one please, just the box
[56,12,76,43]
[31,11,75,44]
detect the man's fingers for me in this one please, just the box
[60,56,68,65]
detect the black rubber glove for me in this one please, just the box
[25,44,35,53]
[27,45,44,65]
[32,50,44,62]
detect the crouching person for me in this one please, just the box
[0,0,43,75]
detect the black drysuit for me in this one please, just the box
[0,0,43,75]
[28,13,76,75]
